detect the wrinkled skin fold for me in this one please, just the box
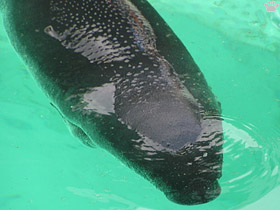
[1,0,223,205]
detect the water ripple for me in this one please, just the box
[218,115,280,209]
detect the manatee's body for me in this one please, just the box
[1,0,223,205]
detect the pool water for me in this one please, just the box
[0,0,279,209]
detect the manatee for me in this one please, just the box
[1,0,223,205]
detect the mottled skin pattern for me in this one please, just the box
[1,0,223,205]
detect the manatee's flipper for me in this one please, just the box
[2,0,223,205]
[64,120,96,148]
[50,103,95,147]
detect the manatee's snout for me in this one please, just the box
[165,179,221,205]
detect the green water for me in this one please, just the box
[0,0,279,209]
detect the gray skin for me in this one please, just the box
[1,0,223,205]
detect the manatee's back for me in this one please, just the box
[2,0,223,205]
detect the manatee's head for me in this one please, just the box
[114,73,223,205]
[111,52,223,205]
